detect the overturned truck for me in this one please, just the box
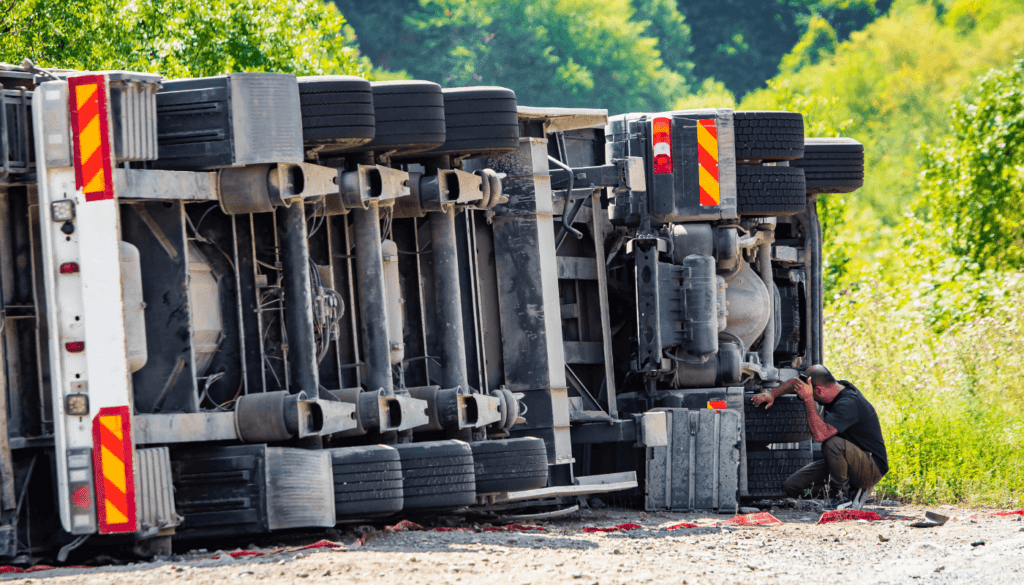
[0,64,863,559]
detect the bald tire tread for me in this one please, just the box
[297,76,375,152]
[735,166,806,216]
[328,445,404,517]
[431,87,520,158]
[733,111,805,162]
[366,81,446,157]
[791,137,865,194]
[746,449,813,498]
[744,395,812,444]
[396,441,477,510]
[471,438,549,493]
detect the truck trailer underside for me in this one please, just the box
[0,64,863,559]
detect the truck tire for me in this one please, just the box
[366,80,446,157]
[733,111,805,163]
[736,166,806,216]
[297,76,375,152]
[396,440,477,510]
[471,437,548,493]
[744,395,812,444]
[329,445,404,517]
[790,137,864,193]
[746,448,813,498]
[431,87,519,158]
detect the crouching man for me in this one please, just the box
[751,365,888,508]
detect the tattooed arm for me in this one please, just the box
[751,377,808,409]
[794,383,839,442]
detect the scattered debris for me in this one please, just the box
[911,511,949,528]
[729,513,782,526]
[581,523,641,533]
[878,534,890,542]
[818,510,888,524]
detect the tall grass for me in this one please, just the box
[826,273,1024,506]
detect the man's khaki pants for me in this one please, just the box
[782,436,883,499]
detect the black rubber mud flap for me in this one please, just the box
[172,445,335,538]
[431,86,520,159]
[297,75,375,153]
[746,448,813,498]
[735,166,807,216]
[791,137,865,194]
[733,111,805,162]
[365,80,446,157]
[471,437,548,494]
[395,440,477,510]
[329,445,404,518]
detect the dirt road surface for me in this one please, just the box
[4,504,1023,584]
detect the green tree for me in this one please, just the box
[630,0,693,78]
[336,0,689,114]
[678,0,885,98]
[1,0,367,78]
[779,14,839,74]
[920,59,1024,271]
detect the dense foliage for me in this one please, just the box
[0,0,367,78]
[335,0,689,114]
[920,60,1024,273]
[679,0,886,98]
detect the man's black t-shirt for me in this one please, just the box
[821,381,888,475]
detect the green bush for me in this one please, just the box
[828,273,1024,505]
[1,0,368,78]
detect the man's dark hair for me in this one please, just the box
[805,364,836,388]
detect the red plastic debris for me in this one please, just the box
[385,519,425,533]
[482,524,546,533]
[220,539,346,560]
[728,512,782,526]
[292,539,346,552]
[992,509,1024,516]
[667,522,699,530]
[432,527,473,532]
[707,400,728,410]
[817,510,888,524]
[0,565,90,574]
[582,523,642,533]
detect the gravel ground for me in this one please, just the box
[4,504,1023,584]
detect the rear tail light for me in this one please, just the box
[66,341,85,353]
[652,117,672,174]
[60,262,80,274]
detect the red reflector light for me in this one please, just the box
[66,341,85,353]
[652,117,672,174]
[653,154,673,174]
[707,400,728,410]
[60,262,80,274]
[652,117,671,144]
[72,485,92,509]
